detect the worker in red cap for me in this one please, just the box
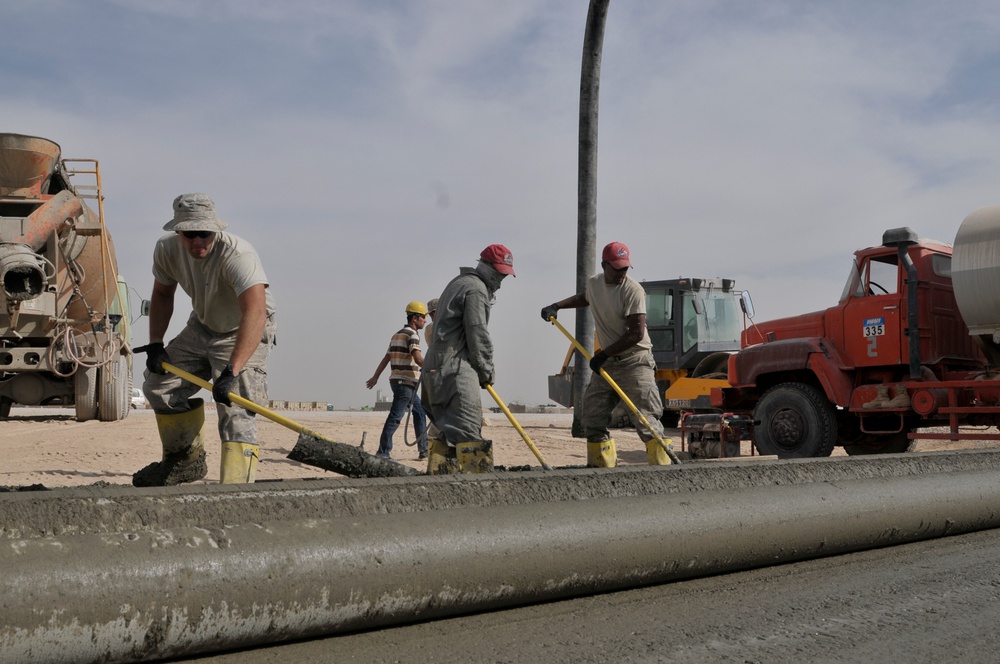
[540,241,671,467]
[422,244,515,474]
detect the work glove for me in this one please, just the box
[540,303,559,322]
[134,342,169,375]
[478,369,495,389]
[213,364,238,407]
[589,350,608,374]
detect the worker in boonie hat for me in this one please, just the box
[365,301,429,460]
[421,244,514,474]
[540,241,672,468]
[133,193,277,487]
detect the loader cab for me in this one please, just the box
[643,278,745,372]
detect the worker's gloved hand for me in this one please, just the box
[478,369,495,389]
[589,350,608,374]
[213,364,238,406]
[540,304,559,322]
[135,342,169,375]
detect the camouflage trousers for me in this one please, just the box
[143,312,276,445]
[582,350,664,443]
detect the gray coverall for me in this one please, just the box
[422,263,502,444]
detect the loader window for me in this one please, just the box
[680,291,744,353]
[645,289,672,326]
[645,288,674,352]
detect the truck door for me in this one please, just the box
[843,255,902,367]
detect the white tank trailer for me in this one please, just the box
[0,133,132,420]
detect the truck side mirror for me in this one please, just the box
[140,300,151,317]
[740,291,755,318]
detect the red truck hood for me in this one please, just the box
[742,310,827,347]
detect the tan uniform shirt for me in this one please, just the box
[152,231,275,334]
[586,272,652,356]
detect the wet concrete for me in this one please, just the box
[286,432,421,478]
[5,467,1000,663]
[5,449,1000,539]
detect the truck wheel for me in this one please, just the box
[754,383,836,458]
[74,366,99,421]
[98,356,131,422]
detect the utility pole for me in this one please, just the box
[573,0,609,437]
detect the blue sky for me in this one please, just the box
[5,0,1000,410]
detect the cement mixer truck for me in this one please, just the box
[0,133,133,420]
[712,207,1000,457]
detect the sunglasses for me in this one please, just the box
[180,231,215,239]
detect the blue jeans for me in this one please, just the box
[377,380,427,457]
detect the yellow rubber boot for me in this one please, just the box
[646,438,674,466]
[427,437,458,475]
[220,442,260,484]
[133,399,208,487]
[456,441,494,473]
[586,439,617,468]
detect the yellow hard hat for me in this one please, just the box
[405,301,428,315]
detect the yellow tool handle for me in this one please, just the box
[546,317,679,463]
[162,362,309,435]
[484,383,552,470]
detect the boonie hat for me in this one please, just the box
[602,241,632,269]
[480,243,516,276]
[163,193,229,232]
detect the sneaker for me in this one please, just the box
[375,452,391,460]
[418,453,428,460]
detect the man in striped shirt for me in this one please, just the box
[365,301,429,459]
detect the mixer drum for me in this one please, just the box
[952,204,1000,366]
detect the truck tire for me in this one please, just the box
[74,366,99,422]
[0,397,11,418]
[754,383,836,458]
[98,356,131,422]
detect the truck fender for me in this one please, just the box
[806,347,854,407]
[730,338,823,385]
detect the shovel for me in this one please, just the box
[484,383,552,470]
[157,361,420,478]
[545,317,681,464]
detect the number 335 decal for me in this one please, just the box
[864,317,884,357]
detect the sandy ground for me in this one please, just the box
[0,405,670,489]
[3,404,997,489]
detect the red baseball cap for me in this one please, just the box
[480,244,516,276]
[602,241,632,269]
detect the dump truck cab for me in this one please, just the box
[715,227,985,457]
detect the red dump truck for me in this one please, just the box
[0,133,133,420]
[712,207,1000,457]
